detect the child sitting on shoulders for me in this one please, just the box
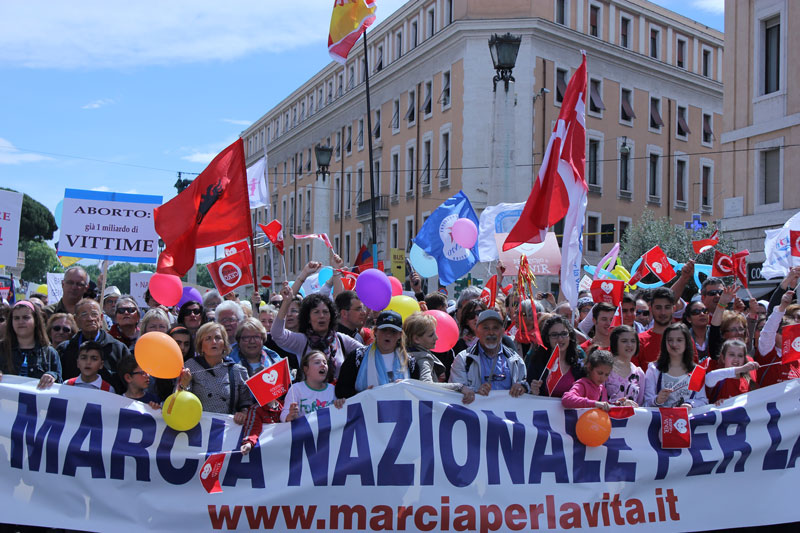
[562,350,627,411]
[117,355,161,409]
[65,341,115,393]
[705,339,759,404]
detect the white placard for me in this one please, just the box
[46,272,64,303]
[0,190,23,267]
[130,271,153,308]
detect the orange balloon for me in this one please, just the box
[134,332,184,379]
[575,408,612,447]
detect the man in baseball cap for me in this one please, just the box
[449,309,528,398]
[102,286,122,328]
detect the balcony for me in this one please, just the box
[357,195,390,222]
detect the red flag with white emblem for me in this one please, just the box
[733,250,749,287]
[259,220,284,255]
[590,279,624,306]
[688,358,710,392]
[660,407,691,449]
[610,303,623,328]
[545,346,563,395]
[781,323,800,364]
[245,359,292,407]
[199,453,226,494]
[206,249,254,296]
[643,246,676,283]
[712,251,733,277]
[480,275,498,307]
[692,229,719,254]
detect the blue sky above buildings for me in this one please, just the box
[0,0,723,262]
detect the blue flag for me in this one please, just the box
[413,191,479,285]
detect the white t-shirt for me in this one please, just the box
[280,381,337,422]
[71,375,116,394]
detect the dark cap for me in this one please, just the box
[476,309,503,326]
[376,310,403,331]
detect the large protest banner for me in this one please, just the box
[1,377,800,532]
[57,189,162,263]
[0,189,23,267]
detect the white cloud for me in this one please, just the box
[91,186,111,192]
[221,118,252,126]
[0,138,51,164]
[179,137,238,165]
[692,0,724,14]
[0,0,409,69]
[181,152,219,164]
[81,98,114,109]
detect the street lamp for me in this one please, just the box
[488,33,522,92]
[174,172,193,193]
[315,145,333,182]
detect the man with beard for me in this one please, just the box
[634,287,676,370]
[449,310,528,398]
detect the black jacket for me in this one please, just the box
[58,330,130,393]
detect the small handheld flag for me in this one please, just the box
[246,359,292,407]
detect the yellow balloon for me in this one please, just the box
[35,285,48,295]
[162,390,203,431]
[385,295,420,322]
[611,265,634,291]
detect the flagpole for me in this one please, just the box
[237,140,259,296]
[362,30,379,270]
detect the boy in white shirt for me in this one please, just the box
[65,341,115,393]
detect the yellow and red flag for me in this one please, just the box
[328,0,377,64]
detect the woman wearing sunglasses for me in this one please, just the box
[177,300,207,338]
[109,297,140,348]
[682,300,710,361]
[46,312,77,348]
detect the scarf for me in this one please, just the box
[306,328,337,358]
[355,344,409,392]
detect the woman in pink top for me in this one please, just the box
[562,350,615,410]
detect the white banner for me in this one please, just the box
[246,155,269,209]
[2,377,800,531]
[46,272,64,303]
[130,271,153,308]
[57,188,162,263]
[0,189,23,267]
[477,202,525,262]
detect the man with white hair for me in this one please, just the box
[216,300,245,362]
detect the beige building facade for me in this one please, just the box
[243,0,723,292]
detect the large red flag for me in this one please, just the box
[781,323,800,364]
[660,407,691,448]
[155,139,251,276]
[246,359,292,407]
[732,250,749,287]
[643,246,677,283]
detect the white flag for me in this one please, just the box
[477,202,525,262]
[246,155,269,209]
[762,210,800,279]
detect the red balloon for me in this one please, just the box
[424,310,459,352]
[388,276,403,296]
[148,273,183,307]
[576,409,612,447]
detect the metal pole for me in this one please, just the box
[362,30,379,268]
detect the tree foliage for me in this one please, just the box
[20,241,63,283]
[0,188,57,243]
[106,263,154,294]
[195,263,213,288]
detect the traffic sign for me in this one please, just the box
[260,275,272,288]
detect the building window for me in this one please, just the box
[620,88,635,123]
[334,235,340,256]
[586,214,600,252]
[376,45,383,72]
[406,89,416,125]
[675,158,687,208]
[334,176,340,216]
[373,159,381,195]
[345,234,351,264]
[439,130,450,186]
[589,5,600,37]
[555,0,566,25]
[650,97,664,131]
[701,164,712,211]
[619,150,631,194]
[345,125,352,155]
[411,20,418,49]
[422,138,432,189]
[348,66,355,89]
[702,49,711,77]
[764,16,780,94]
[702,113,713,144]
[618,218,631,242]
[620,16,631,49]
[677,106,690,138]
[406,145,416,194]
[391,152,400,198]
[650,28,660,59]
[358,119,364,150]
[588,138,600,188]
[345,172,351,214]
[648,153,661,202]
[444,0,452,25]
[395,31,403,60]
[555,67,568,104]
[589,78,605,115]
[677,38,687,69]
[374,109,381,139]
[335,131,342,160]
[423,80,433,117]
[356,167,364,204]
[337,74,343,96]
[406,219,415,251]
[440,70,451,108]
[391,221,399,249]
[392,99,400,132]
[427,6,436,38]
[759,148,780,205]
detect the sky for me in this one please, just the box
[0,0,723,264]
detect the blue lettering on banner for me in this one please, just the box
[604,418,636,482]
[288,409,330,486]
[439,404,480,487]
[715,407,751,473]
[483,410,525,485]
[764,402,789,470]
[564,409,602,483]
[376,400,413,486]
[529,410,569,483]
[332,403,374,486]
[110,408,157,481]
[688,411,717,476]
[156,426,202,485]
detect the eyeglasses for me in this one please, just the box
[219,317,238,324]
[186,308,202,315]
[703,290,724,297]
[548,331,570,339]
[348,306,367,313]
[78,311,101,319]
[690,308,709,316]
[64,280,87,288]
[116,307,137,314]
[636,310,650,316]
[724,327,746,334]
[51,325,72,333]
[240,335,262,343]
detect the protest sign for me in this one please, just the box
[0,190,23,267]
[57,189,162,263]
[206,249,254,296]
[494,231,561,276]
[3,377,800,531]
[130,271,153,308]
[391,247,406,280]
[46,273,64,303]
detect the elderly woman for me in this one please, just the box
[0,301,61,387]
[235,317,283,377]
[46,312,77,347]
[526,315,586,398]
[140,307,171,334]
[109,296,140,348]
[271,282,363,382]
[178,322,252,420]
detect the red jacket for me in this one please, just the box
[754,347,800,388]
[241,403,282,447]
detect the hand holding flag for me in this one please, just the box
[692,229,719,255]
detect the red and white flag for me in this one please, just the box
[259,220,284,255]
[692,230,719,254]
[660,407,691,449]
[246,359,292,406]
[627,259,649,286]
[293,233,334,250]
[790,230,800,258]
[608,406,635,419]
[480,275,498,307]
[712,251,733,277]
[781,323,800,364]
[688,358,710,392]
[545,345,563,395]
[733,250,749,287]
[503,52,588,307]
[643,246,676,283]
[206,249,254,296]
[590,279,624,306]
[223,240,253,267]
[199,453,226,494]
[610,303,623,328]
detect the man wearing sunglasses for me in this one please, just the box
[700,278,725,315]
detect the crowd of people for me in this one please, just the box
[1,259,799,451]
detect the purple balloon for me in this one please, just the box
[178,286,203,310]
[355,269,392,311]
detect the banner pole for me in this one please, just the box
[362,30,379,270]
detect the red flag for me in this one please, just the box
[155,139,251,276]
[259,220,284,255]
[356,260,385,272]
[643,246,676,283]
[223,240,253,266]
[781,323,800,364]
[246,359,292,406]
[503,53,587,251]
[590,279,624,306]
[608,406,635,419]
[545,346,563,395]
[199,453,226,494]
[688,358,710,392]
[732,250,749,287]
[206,249,254,296]
[610,304,623,328]
[501,283,513,296]
[791,230,800,258]
[692,230,719,254]
[660,407,691,449]
[627,259,649,286]
[292,233,334,249]
[712,251,733,277]
[480,275,498,307]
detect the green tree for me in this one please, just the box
[84,264,101,282]
[0,188,57,242]
[19,241,63,283]
[106,263,153,293]
[196,263,213,288]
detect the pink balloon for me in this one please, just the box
[148,273,183,307]
[451,218,478,249]
[425,310,459,352]
[388,276,403,296]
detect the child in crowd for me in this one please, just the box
[607,325,645,406]
[561,350,617,411]
[117,355,161,408]
[705,339,759,404]
[644,323,708,409]
[240,401,282,455]
[65,341,115,393]
[282,350,345,422]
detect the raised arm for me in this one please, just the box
[759,290,793,355]
[291,261,322,296]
